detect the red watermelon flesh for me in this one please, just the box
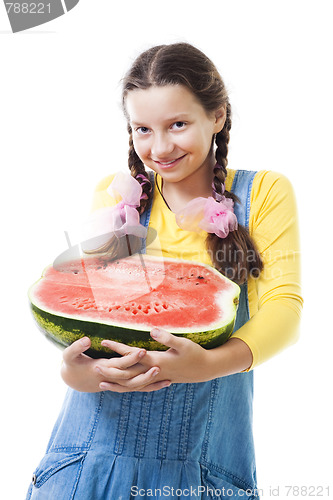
[29,255,240,357]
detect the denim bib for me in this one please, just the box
[27,170,259,500]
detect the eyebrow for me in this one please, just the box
[131,114,192,126]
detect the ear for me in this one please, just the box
[213,106,226,133]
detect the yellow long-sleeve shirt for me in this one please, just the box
[91,169,303,369]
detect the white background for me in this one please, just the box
[1,1,332,498]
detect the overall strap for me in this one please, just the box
[230,169,257,330]
[230,169,257,229]
[139,170,155,253]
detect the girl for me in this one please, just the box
[27,43,302,499]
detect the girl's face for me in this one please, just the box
[126,85,225,185]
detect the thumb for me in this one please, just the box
[150,328,185,350]
[63,337,91,363]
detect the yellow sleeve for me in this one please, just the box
[232,171,303,368]
[90,174,117,212]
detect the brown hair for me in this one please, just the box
[122,42,263,284]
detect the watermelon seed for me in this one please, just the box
[73,270,79,274]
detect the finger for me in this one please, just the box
[63,337,91,363]
[139,380,172,392]
[100,339,143,358]
[150,328,185,350]
[116,349,146,369]
[95,362,147,381]
[99,366,160,390]
[100,340,146,369]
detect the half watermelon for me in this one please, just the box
[28,255,240,358]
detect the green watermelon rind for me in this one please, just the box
[28,256,240,359]
[30,302,237,358]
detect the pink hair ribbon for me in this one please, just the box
[175,195,238,238]
[83,172,147,248]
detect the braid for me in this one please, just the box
[215,102,231,170]
[83,128,153,259]
[127,126,153,215]
[212,105,237,204]
[207,103,263,284]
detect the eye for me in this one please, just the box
[171,121,186,130]
[135,126,151,135]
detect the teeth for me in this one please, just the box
[160,160,175,165]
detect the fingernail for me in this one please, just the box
[152,368,160,377]
[80,337,90,347]
[151,328,160,338]
[95,366,102,374]
[138,350,146,358]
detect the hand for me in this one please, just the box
[138,328,213,385]
[61,337,158,393]
[96,330,213,391]
[142,330,253,381]
[94,339,171,393]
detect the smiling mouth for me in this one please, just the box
[153,155,186,167]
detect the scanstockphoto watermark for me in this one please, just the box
[131,485,331,497]
[3,0,80,33]
[130,485,263,497]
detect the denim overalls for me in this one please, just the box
[26,170,259,500]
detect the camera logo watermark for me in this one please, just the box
[3,0,80,33]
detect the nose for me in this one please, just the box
[151,132,175,159]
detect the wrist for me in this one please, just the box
[207,338,253,378]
